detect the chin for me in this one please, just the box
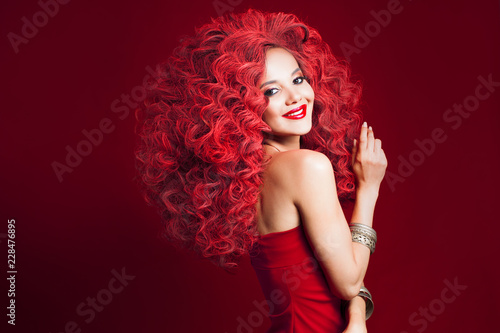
[265,116,313,138]
[298,128,312,136]
[298,119,313,135]
[273,126,312,138]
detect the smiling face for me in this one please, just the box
[258,47,314,140]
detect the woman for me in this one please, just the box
[135,8,387,332]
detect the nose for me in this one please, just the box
[285,86,302,105]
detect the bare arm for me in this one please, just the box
[276,123,386,300]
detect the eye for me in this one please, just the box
[294,75,308,84]
[264,87,279,97]
[263,76,309,97]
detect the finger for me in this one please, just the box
[380,148,388,166]
[351,139,357,165]
[367,126,375,153]
[359,121,368,150]
[373,139,382,160]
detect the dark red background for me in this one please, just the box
[2,0,499,332]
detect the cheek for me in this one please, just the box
[263,102,280,121]
[307,85,315,100]
[262,110,270,125]
[262,108,275,126]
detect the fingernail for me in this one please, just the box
[369,126,372,130]
[362,122,367,127]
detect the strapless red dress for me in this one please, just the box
[250,224,347,332]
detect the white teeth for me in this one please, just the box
[285,108,302,117]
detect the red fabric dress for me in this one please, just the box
[250,224,347,332]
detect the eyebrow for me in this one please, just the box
[259,67,302,89]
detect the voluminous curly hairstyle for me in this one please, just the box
[134,8,363,270]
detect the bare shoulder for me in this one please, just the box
[267,149,334,175]
[265,149,336,195]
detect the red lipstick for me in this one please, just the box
[282,104,307,119]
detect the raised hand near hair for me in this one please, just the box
[351,122,388,190]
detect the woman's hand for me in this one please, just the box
[343,320,368,333]
[343,295,368,333]
[351,122,388,190]
[343,321,368,333]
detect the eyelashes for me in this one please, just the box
[264,76,309,97]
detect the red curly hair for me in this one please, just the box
[134,8,363,270]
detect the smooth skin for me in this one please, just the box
[257,47,387,332]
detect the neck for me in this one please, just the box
[263,134,301,151]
